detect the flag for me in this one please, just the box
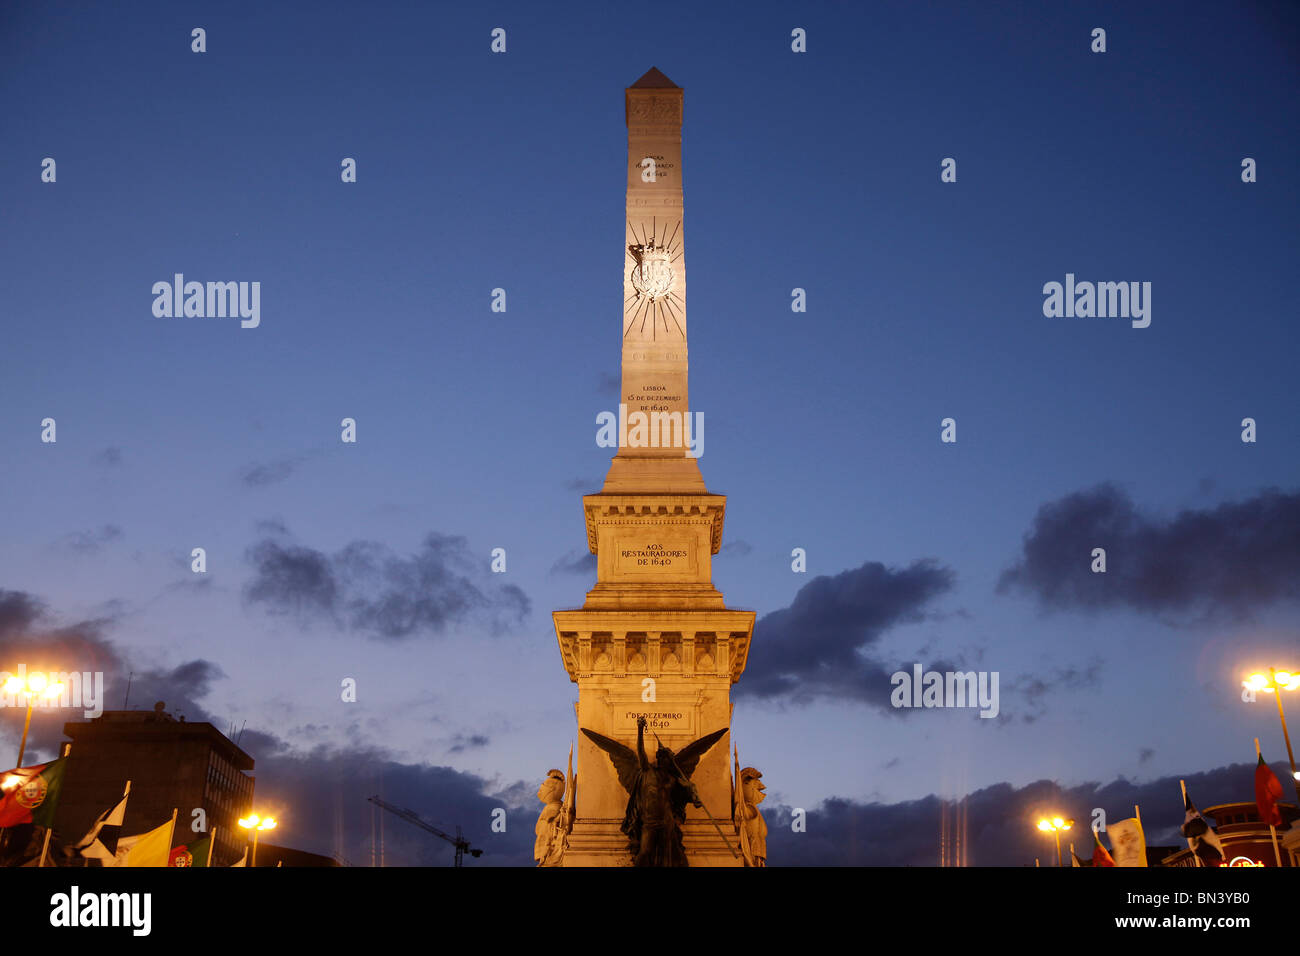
[77,783,129,862]
[169,835,210,868]
[1108,817,1147,867]
[1181,790,1224,864]
[1255,753,1284,827]
[230,847,248,867]
[1091,827,1115,867]
[118,817,174,867]
[0,757,66,828]
[107,832,140,866]
[1070,846,1083,867]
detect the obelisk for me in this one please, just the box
[552,68,755,866]
[603,65,705,493]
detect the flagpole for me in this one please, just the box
[1255,738,1283,867]
[1134,804,1147,867]
[208,825,216,867]
[1179,780,1202,867]
[167,808,178,868]
[38,827,51,868]
[1268,667,1300,804]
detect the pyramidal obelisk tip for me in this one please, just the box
[629,66,679,89]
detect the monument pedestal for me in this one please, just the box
[562,820,748,867]
[552,495,754,866]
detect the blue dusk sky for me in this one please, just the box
[1,0,1297,865]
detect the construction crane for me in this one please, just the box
[366,795,483,867]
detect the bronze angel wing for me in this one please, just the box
[671,727,728,779]
[581,728,640,796]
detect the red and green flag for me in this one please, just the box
[1091,827,1115,867]
[168,835,211,867]
[0,757,66,828]
[1255,752,1284,827]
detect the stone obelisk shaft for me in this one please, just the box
[603,67,705,493]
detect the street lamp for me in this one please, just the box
[1036,816,1073,867]
[1244,667,1300,803]
[3,673,65,767]
[238,812,277,867]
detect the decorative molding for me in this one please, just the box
[582,495,727,554]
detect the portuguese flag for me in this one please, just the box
[169,835,211,868]
[0,757,66,828]
[1091,827,1116,867]
[1255,752,1284,827]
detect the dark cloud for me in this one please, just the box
[124,659,226,717]
[249,744,535,866]
[245,540,338,616]
[998,658,1103,725]
[563,477,592,492]
[60,525,123,554]
[91,447,123,468]
[1139,748,1155,765]
[721,540,753,557]
[767,760,1291,866]
[735,559,956,707]
[0,590,45,637]
[550,549,596,576]
[244,530,531,640]
[240,455,307,488]
[448,733,490,754]
[998,484,1300,615]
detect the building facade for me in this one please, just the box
[54,702,255,866]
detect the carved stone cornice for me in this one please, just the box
[582,493,726,555]
[553,608,754,683]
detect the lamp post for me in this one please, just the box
[3,672,65,768]
[238,813,277,867]
[1036,816,1073,867]
[1244,668,1300,803]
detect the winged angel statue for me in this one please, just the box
[582,716,727,867]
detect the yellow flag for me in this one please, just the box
[123,818,174,867]
[1108,817,1147,867]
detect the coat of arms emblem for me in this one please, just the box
[630,239,675,302]
[14,775,47,810]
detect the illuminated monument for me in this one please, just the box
[547,68,758,867]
